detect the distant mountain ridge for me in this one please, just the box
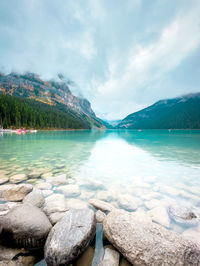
[0,72,108,129]
[117,93,200,129]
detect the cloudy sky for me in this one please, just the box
[0,0,200,120]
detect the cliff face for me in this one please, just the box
[0,72,96,118]
[117,93,200,129]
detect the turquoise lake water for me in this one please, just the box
[0,130,200,238]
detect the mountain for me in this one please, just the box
[0,72,107,129]
[117,93,200,129]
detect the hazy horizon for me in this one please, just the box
[0,0,200,120]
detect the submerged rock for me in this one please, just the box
[0,175,9,185]
[23,188,45,208]
[45,209,96,266]
[0,184,33,202]
[54,184,81,197]
[103,209,200,266]
[117,194,141,211]
[66,198,89,210]
[89,199,116,212]
[0,203,52,248]
[148,206,170,228]
[28,171,42,179]
[51,174,67,185]
[35,181,52,190]
[42,189,53,197]
[168,205,199,226]
[9,174,27,184]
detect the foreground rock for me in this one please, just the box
[89,199,116,212]
[0,184,33,201]
[23,188,45,208]
[103,209,200,265]
[168,205,199,226]
[0,203,52,248]
[45,209,96,266]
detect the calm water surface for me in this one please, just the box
[0,130,200,236]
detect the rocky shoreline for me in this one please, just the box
[0,183,200,266]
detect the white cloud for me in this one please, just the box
[0,0,200,120]
[92,4,200,119]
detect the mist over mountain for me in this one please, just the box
[0,72,108,129]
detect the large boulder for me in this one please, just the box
[0,203,52,248]
[0,184,33,201]
[103,209,200,266]
[45,209,96,266]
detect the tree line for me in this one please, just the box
[0,94,90,129]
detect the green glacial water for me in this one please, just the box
[0,130,200,237]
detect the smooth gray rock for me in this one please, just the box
[45,209,96,266]
[89,199,116,212]
[0,184,33,201]
[168,205,199,226]
[23,188,45,208]
[103,209,200,266]
[0,203,52,248]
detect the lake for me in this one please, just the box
[0,129,200,237]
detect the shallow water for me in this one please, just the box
[0,130,200,237]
